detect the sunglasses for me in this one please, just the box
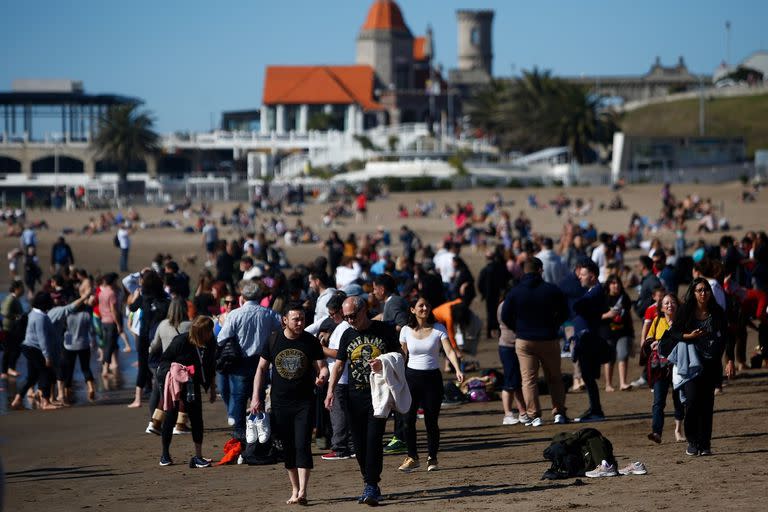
[224,300,236,305]
[694,288,710,294]
[342,310,359,322]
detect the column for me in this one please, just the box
[345,105,356,134]
[259,153,269,179]
[260,105,270,135]
[298,104,309,134]
[275,105,286,134]
[145,155,158,178]
[84,157,96,178]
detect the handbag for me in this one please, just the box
[216,336,244,373]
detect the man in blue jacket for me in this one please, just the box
[572,260,609,422]
[501,258,569,427]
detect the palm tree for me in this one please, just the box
[465,79,508,139]
[94,103,159,192]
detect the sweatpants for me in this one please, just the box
[273,401,315,469]
[405,368,443,460]
[17,345,53,399]
[515,338,567,418]
[161,394,204,456]
[330,383,353,454]
[60,348,94,387]
[348,387,387,486]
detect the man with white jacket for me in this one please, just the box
[324,296,401,507]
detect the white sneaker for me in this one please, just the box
[245,414,258,444]
[502,413,519,425]
[585,460,618,478]
[253,411,270,443]
[553,414,569,424]
[525,416,543,427]
[618,461,647,475]
[227,417,235,426]
[517,413,532,425]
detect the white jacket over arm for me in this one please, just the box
[370,352,411,418]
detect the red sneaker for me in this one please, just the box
[321,451,352,460]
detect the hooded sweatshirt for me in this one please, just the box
[501,273,568,341]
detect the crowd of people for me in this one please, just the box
[2,182,766,505]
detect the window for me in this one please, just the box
[471,27,480,46]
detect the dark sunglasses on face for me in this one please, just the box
[342,310,359,321]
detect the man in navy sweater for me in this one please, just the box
[572,259,609,422]
[501,258,569,427]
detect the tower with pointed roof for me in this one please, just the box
[356,0,414,90]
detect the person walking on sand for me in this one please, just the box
[397,296,463,473]
[10,292,59,410]
[659,278,735,456]
[325,296,402,506]
[251,303,328,505]
[642,293,685,444]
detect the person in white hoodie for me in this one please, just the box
[324,296,401,507]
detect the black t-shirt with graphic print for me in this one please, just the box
[336,320,400,390]
[260,330,324,404]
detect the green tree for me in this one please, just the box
[94,103,159,192]
[467,69,617,163]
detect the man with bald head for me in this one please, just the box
[324,296,401,506]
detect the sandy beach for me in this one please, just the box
[1,182,767,511]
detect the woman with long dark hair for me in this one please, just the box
[599,274,634,391]
[127,269,169,408]
[157,315,217,467]
[397,296,463,473]
[659,278,735,456]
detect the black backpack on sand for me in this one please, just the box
[542,428,616,480]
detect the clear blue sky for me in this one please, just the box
[1,0,765,133]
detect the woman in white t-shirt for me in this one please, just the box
[397,296,464,473]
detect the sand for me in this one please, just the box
[1,182,767,511]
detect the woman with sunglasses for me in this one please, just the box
[397,296,464,473]
[214,293,238,426]
[659,278,735,456]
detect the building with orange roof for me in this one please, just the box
[261,0,457,134]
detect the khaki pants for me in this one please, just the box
[515,338,566,419]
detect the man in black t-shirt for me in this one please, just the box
[324,296,400,506]
[252,303,327,506]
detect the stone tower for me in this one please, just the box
[457,10,494,75]
[356,0,414,90]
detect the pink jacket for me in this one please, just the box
[162,362,195,411]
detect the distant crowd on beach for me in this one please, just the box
[1,182,766,505]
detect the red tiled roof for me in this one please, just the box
[413,37,426,61]
[263,66,383,111]
[362,0,407,31]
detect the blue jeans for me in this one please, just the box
[223,356,260,440]
[651,378,684,435]
[217,372,235,420]
[119,248,129,272]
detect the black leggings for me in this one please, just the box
[60,348,94,387]
[101,323,119,368]
[161,394,204,457]
[135,336,150,389]
[17,345,53,399]
[273,401,314,469]
[405,368,444,460]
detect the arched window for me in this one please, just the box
[471,27,480,46]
